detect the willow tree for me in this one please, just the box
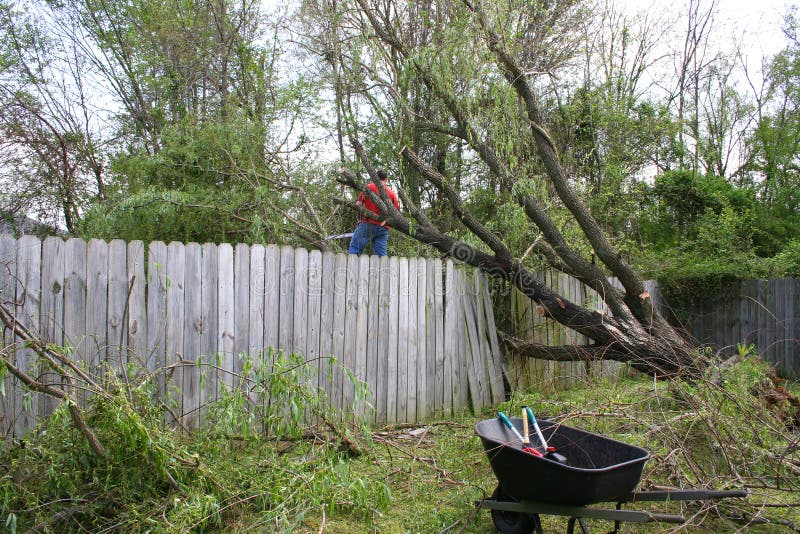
[306,0,702,376]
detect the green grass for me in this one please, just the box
[2,364,798,533]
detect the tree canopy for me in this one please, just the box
[2,0,800,369]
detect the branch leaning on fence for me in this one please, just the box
[0,299,106,457]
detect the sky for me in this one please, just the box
[620,0,796,58]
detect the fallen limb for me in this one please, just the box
[0,341,105,457]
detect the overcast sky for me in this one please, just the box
[621,0,796,57]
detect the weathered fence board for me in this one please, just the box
[166,242,185,422]
[375,256,390,425]
[397,257,409,422]
[386,256,399,424]
[147,241,167,391]
[343,253,358,415]
[233,243,250,379]
[248,244,266,369]
[107,239,128,373]
[183,243,202,429]
[39,237,64,418]
[443,261,456,415]
[85,239,107,373]
[127,241,147,372]
[415,258,428,420]
[318,251,335,413]
[15,236,41,436]
[217,243,235,392]
[354,254,370,419]
[793,280,800,377]
[367,256,380,420]
[200,243,218,412]
[0,235,16,437]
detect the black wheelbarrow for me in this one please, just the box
[474,416,748,534]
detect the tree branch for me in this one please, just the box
[0,301,105,456]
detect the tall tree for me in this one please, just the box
[0,1,107,232]
[322,0,701,376]
[746,10,800,219]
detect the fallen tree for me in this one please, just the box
[328,0,701,377]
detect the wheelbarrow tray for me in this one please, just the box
[475,417,649,506]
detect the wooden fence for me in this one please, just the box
[511,275,800,387]
[681,279,799,377]
[0,235,505,439]
[509,276,641,392]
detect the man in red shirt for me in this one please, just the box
[348,169,400,257]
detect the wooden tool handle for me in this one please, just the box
[521,406,530,444]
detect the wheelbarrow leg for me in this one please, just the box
[566,517,589,534]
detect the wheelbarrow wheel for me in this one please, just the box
[489,485,542,534]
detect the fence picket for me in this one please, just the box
[454,270,469,411]
[367,255,380,421]
[147,242,168,396]
[264,244,280,376]
[15,236,41,436]
[425,259,438,415]
[355,254,370,419]
[39,237,64,418]
[406,258,419,423]
[217,244,235,392]
[343,253,358,413]
[107,240,128,373]
[443,261,457,415]
[307,250,323,366]
[415,258,427,420]
[396,257,409,423]
[183,243,202,429]
[127,241,147,372]
[85,239,106,373]
[234,244,250,379]
[0,236,16,436]
[462,271,485,412]
[200,243,218,413]
[792,280,800,377]
[165,242,185,423]
[249,245,266,368]
[386,256,399,423]
[376,256,390,424]
[318,251,336,412]
[247,245,272,431]
[331,253,347,414]
[307,250,323,421]
[293,248,309,360]
[782,279,793,375]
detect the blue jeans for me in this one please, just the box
[348,222,389,257]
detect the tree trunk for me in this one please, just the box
[333,0,703,378]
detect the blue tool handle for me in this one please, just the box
[497,411,514,429]
[498,411,527,444]
[525,406,537,425]
[525,407,549,449]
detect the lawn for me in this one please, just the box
[2,359,798,533]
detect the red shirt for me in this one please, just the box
[359,181,400,227]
